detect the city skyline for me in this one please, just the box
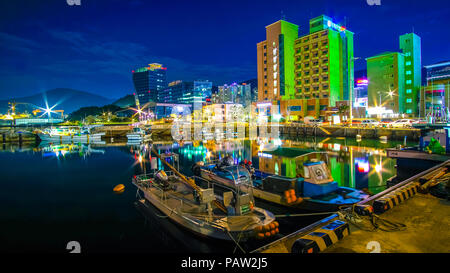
[0,0,449,100]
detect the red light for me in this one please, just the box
[133,93,135,95]
[132,70,135,73]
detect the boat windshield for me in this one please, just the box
[218,165,251,185]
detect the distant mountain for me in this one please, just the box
[0,88,114,114]
[112,94,135,108]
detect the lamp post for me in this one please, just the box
[350,57,361,122]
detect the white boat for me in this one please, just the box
[132,151,278,241]
[37,127,105,143]
[126,127,152,143]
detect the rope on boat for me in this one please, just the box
[135,188,170,218]
[225,228,246,254]
[338,205,406,232]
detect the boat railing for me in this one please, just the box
[194,175,240,197]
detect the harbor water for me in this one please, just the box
[0,137,415,253]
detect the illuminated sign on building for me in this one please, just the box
[356,79,369,86]
[327,20,346,32]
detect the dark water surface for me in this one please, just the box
[0,137,415,253]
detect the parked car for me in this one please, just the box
[360,119,379,127]
[379,118,394,127]
[412,119,427,124]
[307,119,323,125]
[390,119,413,128]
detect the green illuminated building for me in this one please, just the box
[367,33,421,117]
[288,15,354,119]
[367,52,405,114]
[399,33,421,116]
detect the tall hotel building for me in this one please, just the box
[257,15,354,119]
[257,20,298,115]
[132,63,167,105]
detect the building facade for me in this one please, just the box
[399,33,421,116]
[366,33,421,117]
[216,83,252,107]
[367,52,405,116]
[257,20,299,108]
[256,15,354,120]
[424,61,450,85]
[290,15,354,119]
[193,80,213,105]
[132,63,167,105]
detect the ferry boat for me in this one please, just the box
[132,150,278,241]
[36,126,104,143]
[193,156,369,212]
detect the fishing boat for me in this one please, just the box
[126,127,152,143]
[192,156,369,212]
[132,148,278,241]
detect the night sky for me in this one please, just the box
[0,0,449,100]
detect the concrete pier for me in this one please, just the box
[280,124,421,141]
[253,160,450,253]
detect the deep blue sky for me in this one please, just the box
[0,0,449,100]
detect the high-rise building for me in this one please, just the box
[256,16,354,120]
[366,33,421,117]
[424,61,450,85]
[158,80,212,105]
[193,80,213,104]
[132,63,167,105]
[217,83,252,107]
[241,79,258,103]
[420,61,450,118]
[284,15,354,119]
[159,80,194,105]
[257,20,299,105]
[367,52,405,116]
[399,33,421,116]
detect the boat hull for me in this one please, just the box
[200,169,367,212]
[134,182,257,241]
[38,132,105,143]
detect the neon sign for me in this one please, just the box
[327,20,346,32]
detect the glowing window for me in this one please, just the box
[406,89,412,94]
[406,98,412,103]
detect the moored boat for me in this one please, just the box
[193,155,369,212]
[127,127,152,143]
[36,126,105,143]
[132,149,278,241]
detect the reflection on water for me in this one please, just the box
[0,137,413,252]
